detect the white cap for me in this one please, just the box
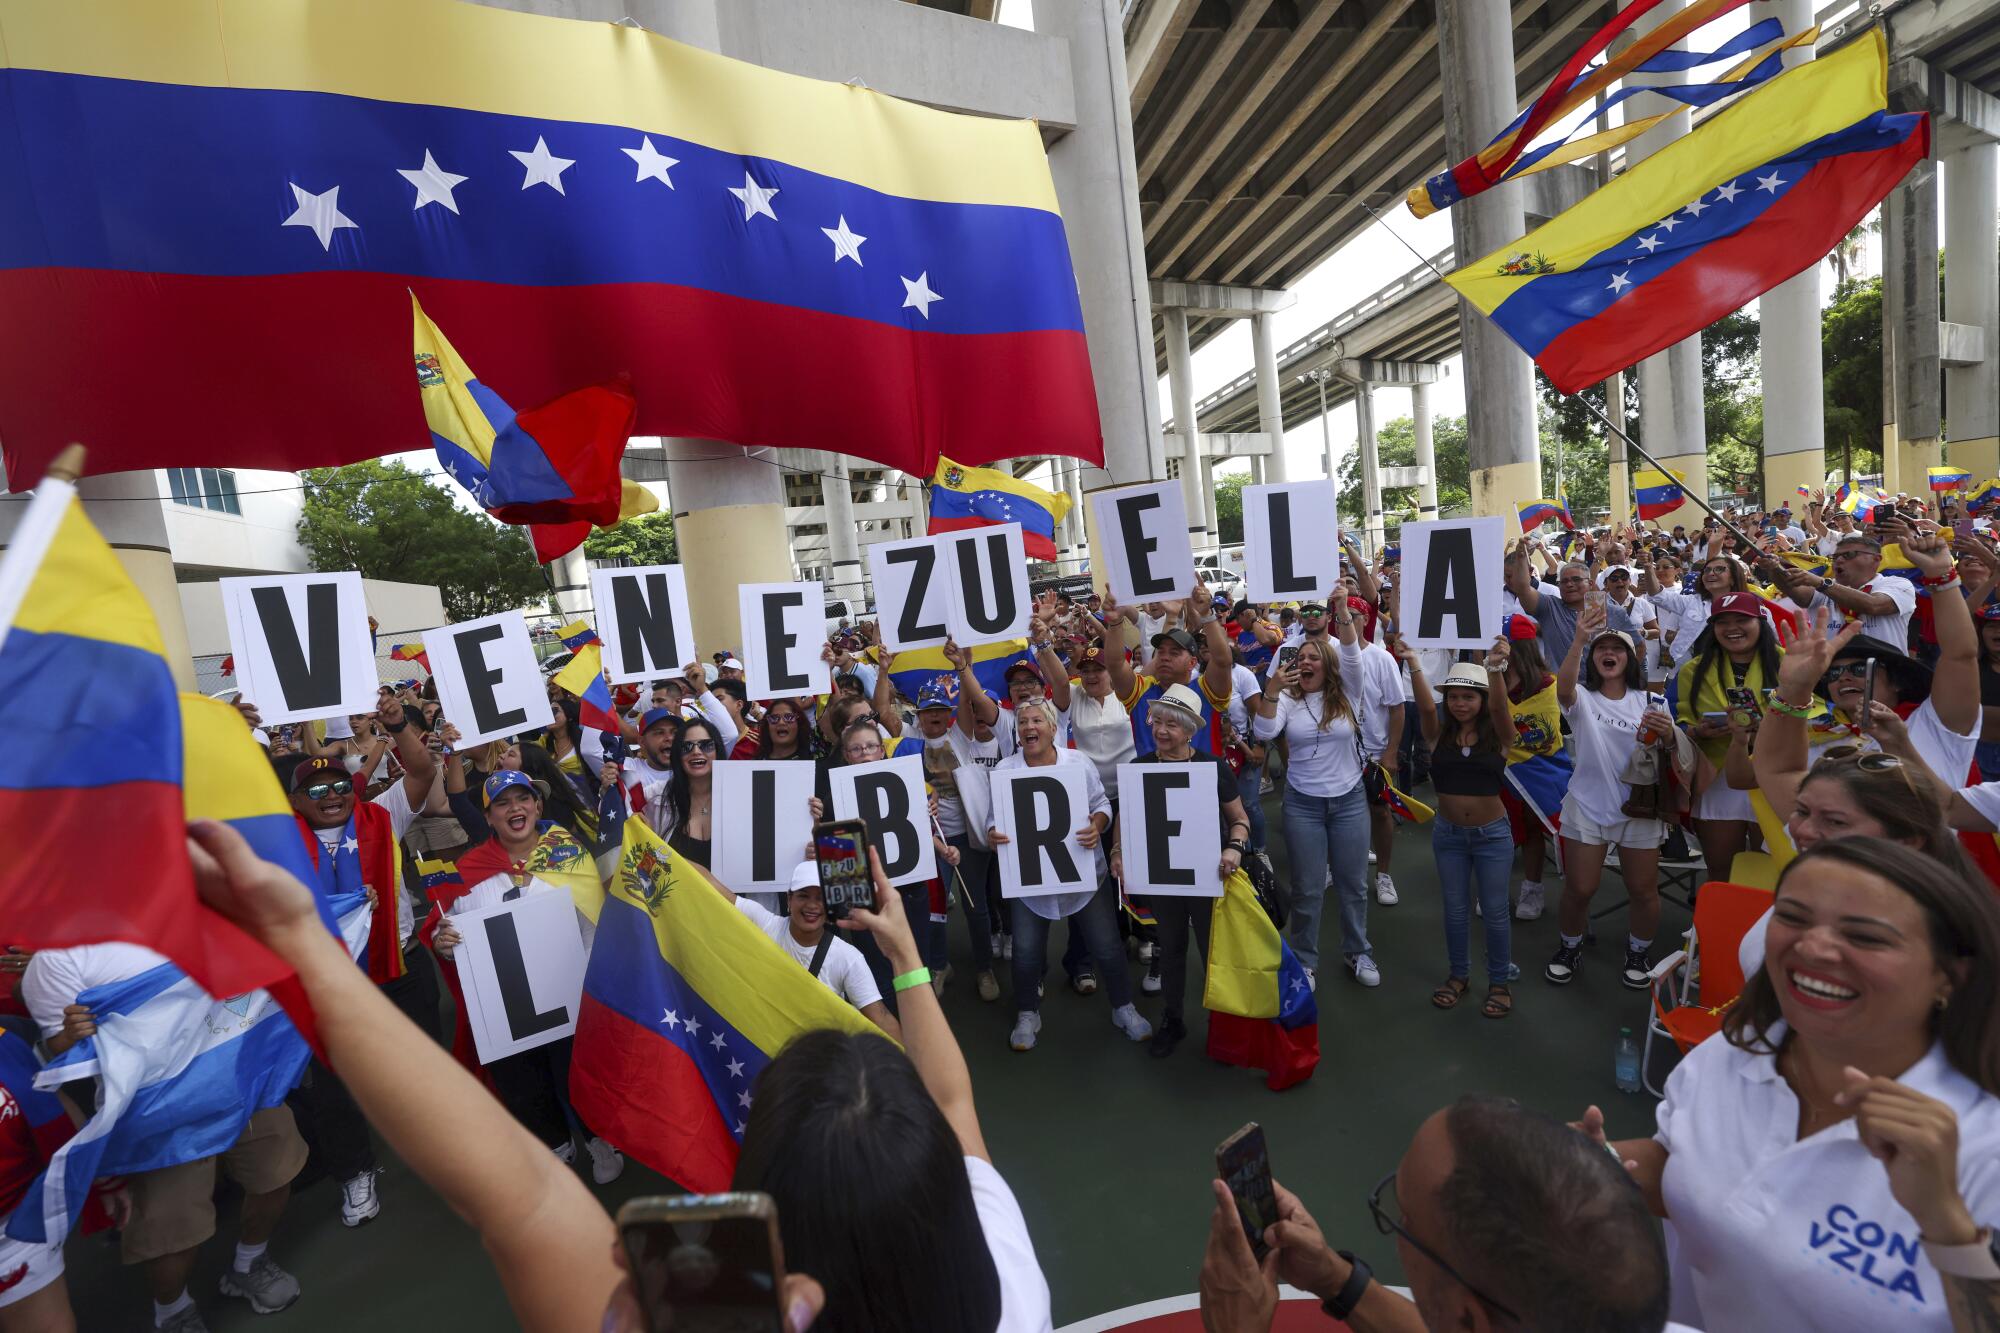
[722,656,745,670]
[1596,565,1636,588]
[790,860,821,893]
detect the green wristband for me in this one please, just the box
[892,967,932,993]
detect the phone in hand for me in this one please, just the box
[1724,686,1761,730]
[1216,1122,1278,1260]
[1956,516,1977,544]
[617,1193,786,1333]
[1274,644,1301,675]
[1859,657,1877,730]
[813,820,875,921]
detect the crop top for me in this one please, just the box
[1428,740,1507,797]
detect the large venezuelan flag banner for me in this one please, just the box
[0,0,1101,483]
[1445,32,1926,394]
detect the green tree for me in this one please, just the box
[1822,275,1883,481]
[296,459,548,623]
[584,510,678,566]
[1335,413,1471,538]
[1214,471,1250,545]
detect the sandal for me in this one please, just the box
[1481,985,1514,1019]
[1431,976,1470,1009]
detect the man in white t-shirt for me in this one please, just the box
[1775,534,1918,648]
[706,862,899,1037]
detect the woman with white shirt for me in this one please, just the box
[1583,839,2000,1332]
[985,699,1150,1053]
[1250,611,1372,988]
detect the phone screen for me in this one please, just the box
[1275,645,1300,674]
[622,1207,783,1333]
[1860,657,1877,729]
[1957,517,1978,543]
[1216,1123,1277,1260]
[814,822,874,921]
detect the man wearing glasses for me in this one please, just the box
[1775,533,1917,649]
[1198,1096,1678,1332]
[1505,553,1641,668]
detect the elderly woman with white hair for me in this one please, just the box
[986,697,1151,1053]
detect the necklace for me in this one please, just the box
[1782,1041,1847,1137]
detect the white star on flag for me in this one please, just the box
[737,1089,753,1109]
[510,136,575,193]
[1607,271,1633,294]
[282,183,357,251]
[341,836,360,855]
[622,136,679,188]
[1681,197,1709,218]
[709,1031,726,1050]
[735,1120,747,1135]
[1715,181,1744,203]
[1636,234,1662,253]
[661,1009,680,1029]
[684,1014,702,1036]
[1755,171,1784,193]
[1654,215,1679,233]
[901,272,942,319]
[729,172,779,222]
[726,1058,745,1079]
[822,216,867,265]
[398,151,468,213]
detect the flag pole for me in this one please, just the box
[1573,393,1765,553]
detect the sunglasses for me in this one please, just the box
[1367,1172,1521,1323]
[676,738,719,755]
[302,779,354,800]
[1819,744,1904,772]
[1824,661,1875,682]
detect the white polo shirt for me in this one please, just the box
[1656,1028,2000,1332]
[1810,575,1917,649]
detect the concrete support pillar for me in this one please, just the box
[666,438,792,655]
[1037,0,1165,491]
[1251,312,1290,483]
[1621,0,1705,529]
[1437,0,1541,528]
[1754,0,1828,507]
[1199,453,1219,550]
[1606,370,1631,524]
[1354,380,1384,555]
[548,548,591,620]
[1412,381,1439,520]
[1884,165,1943,492]
[819,454,863,602]
[1945,141,2000,481]
[1163,307,1208,548]
[1060,457,1086,564]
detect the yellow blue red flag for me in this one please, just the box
[928,457,1073,562]
[1635,469,1688,521]
[1444,33,1927,394]
[1202,870,1318,1091]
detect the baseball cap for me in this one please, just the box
[790,860,822,894]
[1152,682,1205,725]
[288,755,348,794]
[1151,627,1200,654]
[1298,602,1328,616]
[1076,645,1112,669]
[482,769,550,807]
[721,656,744,670]
[1589,629,1639,655]
[915,679,956,710]
[1004,659,1043,682]
[1710,591,1763,619]
[1501,613,1539,641]
[640,707,678,735]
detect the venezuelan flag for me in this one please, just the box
[0,0,1101,484]
[1970,480,2000,515]
[928,457,1073,563]
[883,639,1029,706]
[1202,870,1317,1092]
[1929,466,1971,493]
[554,642,622,735]
[1445,34,1928,395]
[1635,468,1687,522]
[1518,498,1573,533]
[558,619,602,652]
[416,296,655,562]
[1845,490,1883,521]
[570,820,881,1191]
[0,475,302,1004]
[389,641,431,673]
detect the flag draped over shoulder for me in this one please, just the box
[0,0,1101,483]
[1444,33,1928,394]
[570,820,882,1191]
[1202,871,1318,1092]
[927,457,1072,562]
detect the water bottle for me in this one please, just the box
[1614,1027,1643,1093]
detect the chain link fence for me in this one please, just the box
[192,611,578,698]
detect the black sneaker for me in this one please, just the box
[1545,943,1583,985]
[1621,948,1653,990]
[1148,1011,1186,1058]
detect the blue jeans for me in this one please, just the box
[945,832,994,974]
[1237,762,1267,852]
[1432,816,1514,984]
[1280,783,1372,972]
[1010,880,1132,1013]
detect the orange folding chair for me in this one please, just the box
[1641,881,1773,1097]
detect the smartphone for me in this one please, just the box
[1217,1123,1278,1260]
[1860,656,1877,729]
[813,820,875,921]
[617,1193,786,1333]
[1724,686,1760,717]
[1274,644,1301,675]
[1957,517,1978,543]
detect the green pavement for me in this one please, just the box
[65,806,1689,1330]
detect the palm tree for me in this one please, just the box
[1827,213,1880,285]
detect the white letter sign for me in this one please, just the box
[452,891,588,1064]
[218,572,378,724]
[589,564,696,685]
[739,582,831,700]
[710,760,817,895]
[829,753,935,888]
[1115,763,1222,898]
[1242,481,1342,605]
[945,525,1031,647]
[424,610,553,748]
[990,764,1094,899]
[869,535,953,652]
[1089,481,1195,606]
[1399,517,1505,651]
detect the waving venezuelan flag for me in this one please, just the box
[1445,33,1927,394]
[0,0,1100,482]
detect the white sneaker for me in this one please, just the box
[586,1136,626,1185]
[1515,883,1545,921]
[1009,1011,1041,1052]
[1374,873,1399,906]
[1350,955,1382,987]
[1111,1003,1153,1042]
[339,1169,380,1227]
[1368,850,1378,865]
[1305,968,1317,993]
[989,931,1002,957]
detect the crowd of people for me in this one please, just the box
[5,487,2000,1332]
